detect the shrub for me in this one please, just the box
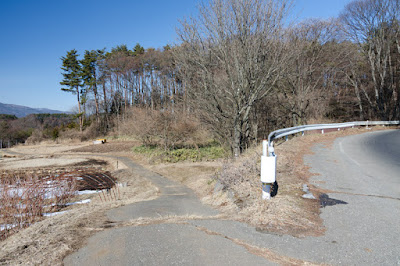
[25,129,44,144]
[120,107,210,150]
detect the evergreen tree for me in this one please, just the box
[60,49,84,132]
[81,49,104,122]
[107,44,133,57]
[133,43,145,56]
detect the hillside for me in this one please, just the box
[0,102,66,118]
[0,113,75,148]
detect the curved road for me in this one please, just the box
[64,130,400,265]
[302,129,400,265]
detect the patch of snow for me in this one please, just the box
[0,224,18,231]
[302,193,316,199]
[76,190,100,195]
[65,199,91,206]
[42,210,68,217]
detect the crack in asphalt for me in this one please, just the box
[332,191,400,201]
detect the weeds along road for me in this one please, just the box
[64,130,400,266]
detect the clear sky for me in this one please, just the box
[0,0,352,112]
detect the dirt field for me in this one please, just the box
[0,141,158,265]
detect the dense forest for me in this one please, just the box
[4,0,399,155]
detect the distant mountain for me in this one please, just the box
[0,102,67,118]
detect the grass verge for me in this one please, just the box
[133,144,227,163]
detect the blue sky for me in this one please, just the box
[0,0,352,112]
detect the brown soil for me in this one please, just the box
[69,141,139,153]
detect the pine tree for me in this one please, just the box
[60,49,84,132]
[133,43,145,56]
[81,50,104,122]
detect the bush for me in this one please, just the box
[120,107,210,150]
[25,129,44,144]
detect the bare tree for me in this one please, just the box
[279,19,346,126]
[175,0,292,155]
[340,0,400,120]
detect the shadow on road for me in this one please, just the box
[319,193,348,208]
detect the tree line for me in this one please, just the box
[0,114,75,148]
[60,43,181,133]
[60,0,400,155]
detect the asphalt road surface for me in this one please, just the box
[64,129,400,265]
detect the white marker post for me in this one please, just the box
[260,140,276,200]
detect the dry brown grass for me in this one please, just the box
[117,107,213,150]
[0,167,159,265]
[1,125,396,265]
[0,172,78,241]
[68,141,139,154]
[149,126,397,237]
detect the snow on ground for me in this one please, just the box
[66,199,91,206]
[0,224,18,231]
[42,211,69,217]
[1,199,92,230]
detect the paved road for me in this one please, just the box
[64,156,275,266]
[301,129,400,265]
[64,130,400,265]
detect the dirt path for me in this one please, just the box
[63,156,276,265]
[0,143,320,265]
[63,154,320,266]
[0,142,130,172]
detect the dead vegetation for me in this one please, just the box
[150,127,396,237]
[69,141,139,153]
[0,167,119,241]
[0,126,396,265]
[118,107,211,150]
[0,162,159,265]
[0,172,77,240]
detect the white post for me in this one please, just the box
[261,141,276,200]
[262,140,268,157]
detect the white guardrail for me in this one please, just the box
[260,120,400,200]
